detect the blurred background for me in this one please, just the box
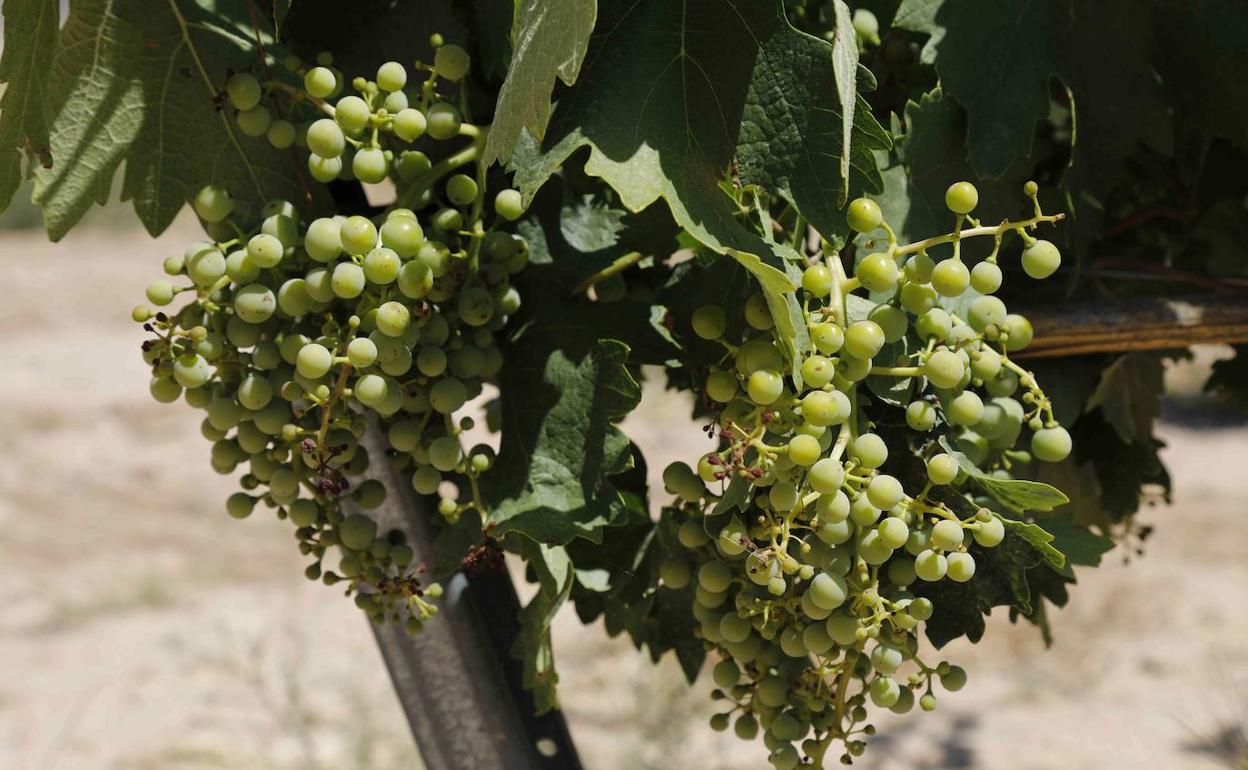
[2,192,1246,770]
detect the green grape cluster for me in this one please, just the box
[136,154,527,630]
[221,40,522,226]
[659,182,1068,767]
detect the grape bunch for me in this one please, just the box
[220,36,524,226]
[134,43,528,631]
[658,182,1068,767]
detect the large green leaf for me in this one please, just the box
[1086,353,1164,444]
[509,0,888,365]
[0,0,58,212]
[482,0,597,164]
[31,0,324,239]
[942,441,1070,514]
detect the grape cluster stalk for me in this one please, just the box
[134,41,526,633]
[658,182,1069,767]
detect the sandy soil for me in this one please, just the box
[1,223,1245,770]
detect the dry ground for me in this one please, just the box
[1,222,1245,770]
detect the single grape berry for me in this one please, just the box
[435,44,471,81]
[1031,425,1072,462]
[970,261,1002,294]
[193,185,233,223]
[931,259,970,297]
[692,305,728,340]
[846,197,883,232]
[226,73,262,111]
[376,60,407,92]
[945,181,979,214]
[426,102,462,140]
[855,252,899,293]
[1022,239,1062,279]
[304,66,337,98]
[494,189,524,221]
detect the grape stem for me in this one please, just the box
[891,211,1065,258]
[391,123,488,212]
[868,365,922,377]
[571,251,644,295]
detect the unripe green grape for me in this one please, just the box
[277,278,312,317]
[698,560,732,593]
[150,375,183,403]
[800,390,842,427]
[968,295,1007,332]
[226,72,262,110]
[808,458,845,494]
[985,367,1020,397]
[846,197,882,232]
[769,482,799,511]
[224,250,258,283]
[970,261,1003,294]
[236,105,271,137]
[381,216,424,257]
[735,714,760,741]
[850,495,881,527]
[339,215,378,255]
[146,280,175,306]
[397,150,432,182]
[346,337,378,368]
[363,247,401,285]
[924,349,965,389]
[678,520,709,548]
[802,264,834,297]
[855,252,899,293]
[308,153,343,182]
[905,252,935,283]
[706,370,738,402]
[173,353,212,389]
[430,377,467,413]
[899,281,937,315]
[426,102,462,140]
[926,453,960,485]
[948,390,984,426]
[335,95,370,134]
[1031,425,1072,462]
[852,7,880,42]
[187,248,226,286]
[494,189,525,221]
[744,292,773,330]
[458,286,496,326]
[973,515,1006,547]
[288,499,320,527]
[931,258,970,297]
[307,118,345,158]
[393,108,427,142]
[304,66,337,97]
[331,262,366,298]
[869,304,908,343]
[411,465,441,495]
[376,301,411,338]
[237,374,273,410]
[442,173,477,206]
[339,513,378,550]
[906,400,937,431]
[844,320,885,360]
[226,492,255,519]
[810,322,844,355]
[940,664,968,692]
[747,370,784,405]
[712,658,741,689]
[851,433,887,468]
[691,305,727,339]
[432,207,462,232]
[915,549,947,581]
[233,283,276,323]
[946,552,976,582]
[1022,239,1061,279]
[434,43,470,80]
[839,354,871,382]
[871,641,904,674]
[930,519,965,550]
[352,147,389,184]
[945,181,979,214]
[787,434,821,467]
[398,260,433,299]
[1002,313,1034,351]
[915,308,952,340]
[304,267,334,302]
[296,343,333,379]
[193,185,233,223]
[429,436,462,472]
[867,474,904,509]
[801,355,834,388]
[969,347,1002,380]
[376,60,407,92]
[266,119,296,149]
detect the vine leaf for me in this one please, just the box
[0,0,59,212]
[30,0,324,240]
[942,440,1070,513]
[483,0,597,165]
[509,0,888,367]
[511,538,574,712]
[1086,353,1164,444]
